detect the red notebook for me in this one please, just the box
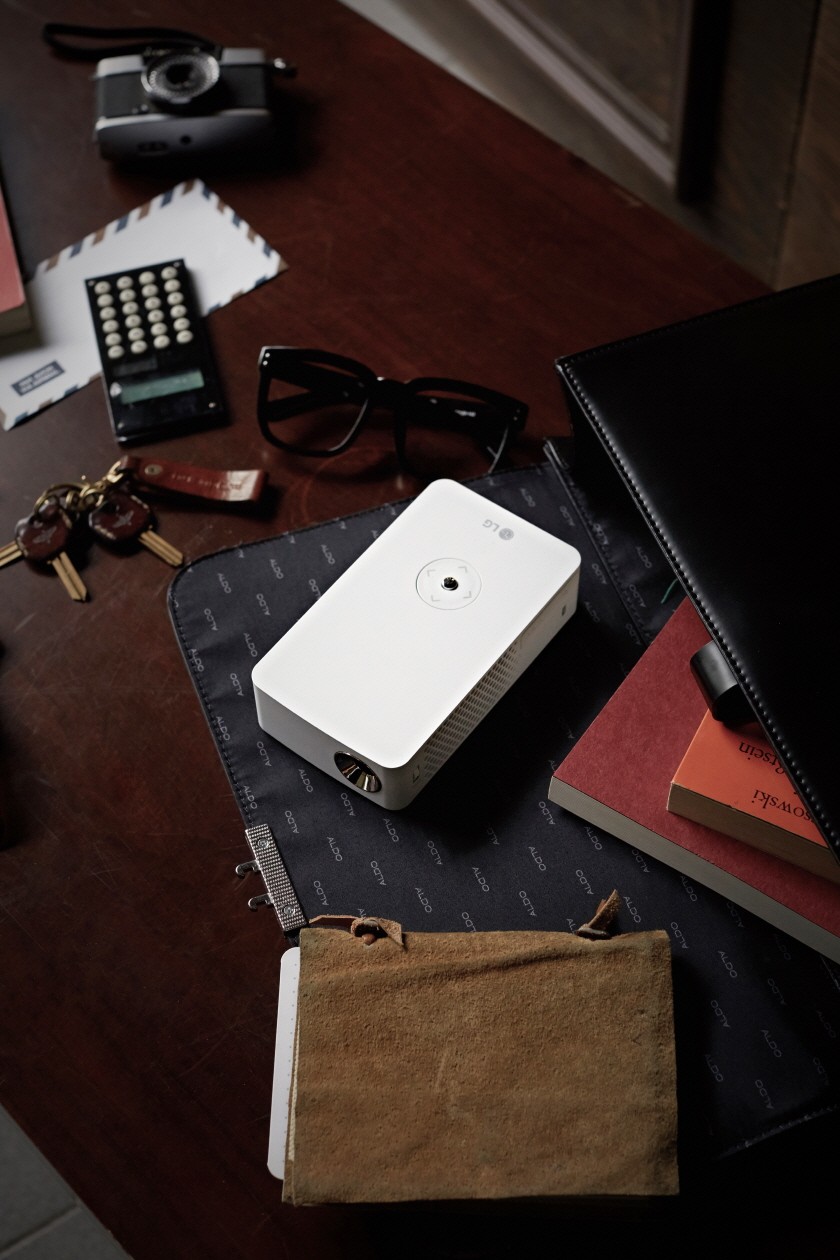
[0,177,30,338]
[548,598,840,961]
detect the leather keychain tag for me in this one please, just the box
[117,455,267,504]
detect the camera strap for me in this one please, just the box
[42,22,221,61]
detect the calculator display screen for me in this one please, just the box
[120,369,205,404]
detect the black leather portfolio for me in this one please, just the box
[555,274,840,865]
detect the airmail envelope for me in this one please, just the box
[0,179,286,430]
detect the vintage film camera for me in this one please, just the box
[94,45,296,161]
[42,24,296,162]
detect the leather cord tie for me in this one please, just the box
[575,889,621,939]
[308,914,405,947]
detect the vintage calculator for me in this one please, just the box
[85,258,226,444]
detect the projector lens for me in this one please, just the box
[334,752,381,793]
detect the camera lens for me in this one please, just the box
[141,49,221,109]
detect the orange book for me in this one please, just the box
[667,709,840,884]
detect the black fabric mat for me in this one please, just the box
[168,454,840,1170]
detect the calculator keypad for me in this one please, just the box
[90,262,194,361]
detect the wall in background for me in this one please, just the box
[348,0,840,288]
[464,0,840,288]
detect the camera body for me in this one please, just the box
[93,46,278,161]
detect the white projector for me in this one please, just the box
[252,478,581,809]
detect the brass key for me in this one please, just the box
[13,501,89,600]
[88,487,184,567]
[0,538,24,569]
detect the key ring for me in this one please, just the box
[33,482,86,514]
[74,463,131,514]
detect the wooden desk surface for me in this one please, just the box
[2,2,832,1257]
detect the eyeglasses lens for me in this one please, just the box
[263,358,368,454]
[402,388,510,479]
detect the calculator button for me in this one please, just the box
[131,340,147,354]
[176,330,194,344]
[125,314,142,328]
[170,304,187,319]
[173,317,190,331]
[153,335,171,349]
[127,327,145,341]
[122,301,139,315]
[107,344,124,359]
[116,275,133,289]
[138,270,155,284]
[94,280,111,295]
[160,265,178,279]
[96,292,113,307]
[141,283,159,297]
[101,319,119,333]
[166,290,184,306]
[99,306,117,320]
[119,289,136,303]
[104,332,122,346]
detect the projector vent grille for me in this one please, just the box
[422,639,521,776]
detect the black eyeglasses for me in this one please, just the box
[257,347,528,478]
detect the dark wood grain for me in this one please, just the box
[3,3,833,1259]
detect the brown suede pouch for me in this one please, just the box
[283,897,678,1205]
